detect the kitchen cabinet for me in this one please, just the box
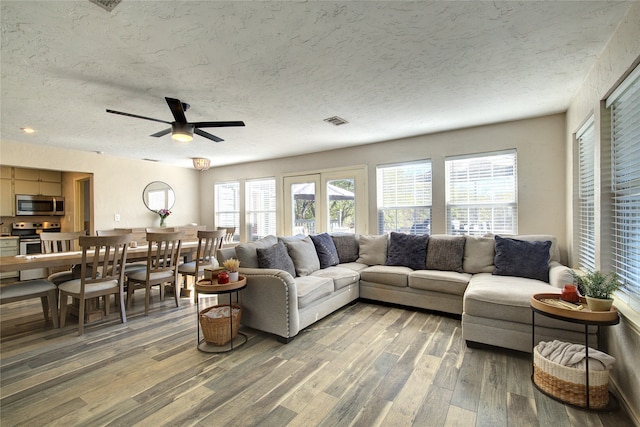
[14,168,62,196]
[0,237,19,279]
[1,166,13,216]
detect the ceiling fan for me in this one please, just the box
[106,97,245,142]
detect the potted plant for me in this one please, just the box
[223,258,240,282]
[570,269,624,311]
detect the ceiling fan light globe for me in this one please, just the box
[172,131,193,142]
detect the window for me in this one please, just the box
[577,119,596,271]
[607,65,640,312]
[446,150,517,235]
[214,182,239,241]
[377,161,432,235]
[246,178,276,241]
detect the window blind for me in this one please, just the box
[246,178,276,241]
[608,65,640,312]
[577,119,596,271]
[377,161,432,234]
[214,182,240,235]
[445,150,517,235]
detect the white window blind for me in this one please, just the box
[607,65,640,312]
[246,178,276,241]
[214,182,240,239]
[377,161,432,234]
[577,119,596,271]
[446,150,517,235]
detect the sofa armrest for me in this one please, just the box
[548,261,573,289]
[233,267,301,340]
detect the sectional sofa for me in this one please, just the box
[217,232,596,352]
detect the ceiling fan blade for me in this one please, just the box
[194,128,224,142]
[106,109,171,124]
[150,128,172,138]
[165,97,188,123]
[192,121,246,128]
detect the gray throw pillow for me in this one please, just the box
[310,233,340,269]
[426,235,466,272]
[256,241,296,277]
[331,233,359,263]
[356,234,388,265]
[283,236,321,276]
[386,232,428,270]
[493,235,551,282]
[234,235,278,268]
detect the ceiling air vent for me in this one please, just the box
[323,116,349,126]
[88,0,122,12]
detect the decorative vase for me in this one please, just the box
[159,217,166,227]
[228,271,239,282]
[585,296,613,311]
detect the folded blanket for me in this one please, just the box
[537,340,615,371]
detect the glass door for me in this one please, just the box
[284,175,321,236]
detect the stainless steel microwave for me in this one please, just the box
[15,194,65,216]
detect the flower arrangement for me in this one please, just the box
[156,208,171,227]
[223,258,240,272]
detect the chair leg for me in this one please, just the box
[60,293,68,328]
[126,280,134,309]
[118,291,127,323]
[40,296,50,323]
[144,284,151,316]
[47,289,59,328]
[173,280,180,307]
[78,297,85,335]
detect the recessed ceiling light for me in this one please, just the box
[21,127,36,134]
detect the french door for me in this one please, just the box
[283,167,367,236]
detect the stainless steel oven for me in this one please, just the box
[12,222,61,280]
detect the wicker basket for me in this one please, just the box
[199,304,242,346]
[533,345,610,408]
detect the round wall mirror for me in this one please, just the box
[143,181,175,212]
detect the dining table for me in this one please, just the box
[0,240,201,283]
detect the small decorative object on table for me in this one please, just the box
[217,271,229,284]
[561,284,579,303]
[156,208,171,227]
[571,269,624,311]
[223,258,240,282]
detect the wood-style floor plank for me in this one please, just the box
[1,297,635,427]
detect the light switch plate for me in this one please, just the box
[114,214,121,222]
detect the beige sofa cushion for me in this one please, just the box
[311,266,360,290]
[463,236,495,273]
[295,276,334,308]
[409,270,472,296]
[360,265,411,287]
[356,234,388,265]
[282,236,321,276]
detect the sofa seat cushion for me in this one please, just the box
[295,276,334,308]
[338,262,369,273]
[464,273,592,333]
[360,265,412,287]
[311,266,360,290]
[409,270,472,296]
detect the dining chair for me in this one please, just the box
[58,233,132,335]
[40,231,86,285]
[178,229,226,299]
[216,226,236,244]
[126,230,184,315]
[0,278,59,328]
[96,229,147,273]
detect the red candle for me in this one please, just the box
[217,271,229,284]
[561,284,579,302]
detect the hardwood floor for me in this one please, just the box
[0,293,634,426]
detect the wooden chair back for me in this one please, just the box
[195,230,226,269]
[40,231,85,253]
[216,226,236,244]
[145,231,184,275]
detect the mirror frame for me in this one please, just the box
[142,181,175,212]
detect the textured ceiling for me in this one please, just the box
[0,1,633,168]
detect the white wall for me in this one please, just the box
[565,2,640,423]
[0,140,201,231]
[202,113,568,260]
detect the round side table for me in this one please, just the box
[195,276,247,353]
[530,293,619,411]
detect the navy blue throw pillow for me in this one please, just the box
[493,235,551,282]
[385,232,428,270]
[310,233,340,269]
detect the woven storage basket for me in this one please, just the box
[533,345,609,408]
[199,304,242,346]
